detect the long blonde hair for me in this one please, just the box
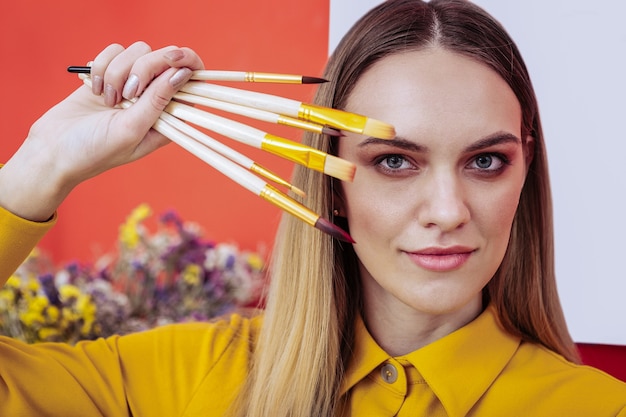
[230,1,579,416]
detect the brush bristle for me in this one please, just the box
[314,217,355,243]
[362,118,396,140]
[321,126,344,137]
[324,155,356,182]
[301,76,328,84]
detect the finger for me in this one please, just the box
[121,46,205,101]
[100,41,153,107]
[163,46,205,70]
[90,43,124,96]
[120,45,180,100]
[115,66,194,151]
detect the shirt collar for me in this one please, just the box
[341,305,521,417]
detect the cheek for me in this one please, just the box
[342,181,402,240]
[473,184,522,243]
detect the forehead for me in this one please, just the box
[344,49,522,141]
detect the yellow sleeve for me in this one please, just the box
[0,314,258,416]
[0,204,56,283]
[0,334,130,416]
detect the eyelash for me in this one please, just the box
[374,152,511,177]
[374,154,417,176]
[467,152,510,175]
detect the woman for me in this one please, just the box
[1,0,625,416]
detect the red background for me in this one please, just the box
[1,0,329,264]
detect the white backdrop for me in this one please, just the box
[329,0,626,345]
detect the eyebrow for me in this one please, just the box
[357,131,520,153]
[463,132,521,153]
[358,137,426,152]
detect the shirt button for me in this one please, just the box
[381,363,398,384]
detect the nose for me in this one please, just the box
[417,171,470,232]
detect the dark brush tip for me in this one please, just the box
[302,76,328,84]
[314,217,355,243]
[67,66,91,74]
[321,126,344,137]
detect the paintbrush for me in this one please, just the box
[173,92,342,137]
[154,118,352,242]
[180,81,396,139]
[67,66,327,84]
[164,100,356,182]
[159,111,305,197]
[78,74,353,243]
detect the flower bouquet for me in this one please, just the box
[0,204,267,344]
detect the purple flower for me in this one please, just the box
[38,274,61,307]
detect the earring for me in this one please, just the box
[333,208,340,216]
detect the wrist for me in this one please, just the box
[0,141,72,222]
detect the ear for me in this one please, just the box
[523,135,535,171]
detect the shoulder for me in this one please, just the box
[115,312,263,362]
[502,340,626,412]
[108,313,264,415]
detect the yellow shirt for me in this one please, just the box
[1,201,626,416]
[340,309,626,416]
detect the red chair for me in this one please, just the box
[577,343,626,382]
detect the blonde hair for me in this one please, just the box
[230,1,579,416]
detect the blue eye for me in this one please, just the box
[469,153,508,172]
[373,154,417,176]
[476,154,494,169]
[383,155,407,169]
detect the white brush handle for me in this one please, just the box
[181,81,300,117]
[159,111,254,169]
[165,101,266,149]
[174,92,280,125]
[153,118,266,195]
[191,70,249,81]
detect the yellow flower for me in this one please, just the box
[20,296,48,327]
[5,275,20,289]
[0,288,15,304]
[31,295,49,311]
[46,305,60,322]
[247,253,264,271]
[119,204,152,249]
[59,284,81,302]
[76,294,97,335]
[182,264,202,285]
[130,203,152,223]
[62,307,79,323]
[26,277,40,293]
[38,327,60,341]
[76,295,96,317]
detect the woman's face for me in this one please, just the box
[338,49,531,322]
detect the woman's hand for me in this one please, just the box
[0,42,204,222]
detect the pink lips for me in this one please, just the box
[405,246,475,272]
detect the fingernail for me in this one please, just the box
[122,74,139,99]
[169,68,192,89]
[164,49,185,62]
[104,83,117,107]
[92,75,104,95]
